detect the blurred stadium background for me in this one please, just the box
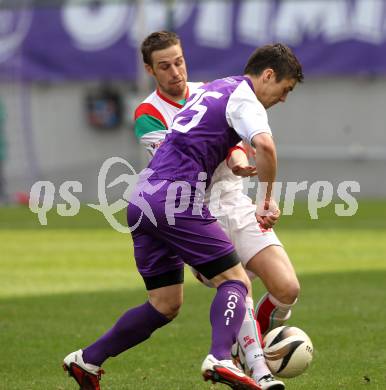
[0,0,385,203]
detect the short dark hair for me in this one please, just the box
[244,43,304,82]
[141,31,181,66]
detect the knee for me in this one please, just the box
[165,300,183,320]
[241,276,252,295]
[217,274,252,294]
[150,296,183,320]
[211,263,252,293]
[275,279,300,304]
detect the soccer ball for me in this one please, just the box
[263,326,313,378]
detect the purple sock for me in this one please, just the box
[83,301,170,366]
[209,280,247,360]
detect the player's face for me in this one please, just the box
[259,70,297,109]
[146,44,188,101]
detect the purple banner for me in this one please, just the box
[1,0,386,81]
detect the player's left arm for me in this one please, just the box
[226,81,281,227]
[252,133,280,228]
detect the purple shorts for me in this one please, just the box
[127,179,236,284]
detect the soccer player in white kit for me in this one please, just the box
[133,31,302,389]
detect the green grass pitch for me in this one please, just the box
[1,200,386,389]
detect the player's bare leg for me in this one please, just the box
[248,245,299,336]
[147,283,184,319]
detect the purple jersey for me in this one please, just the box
[128,75,272,279]
[147,75,271,187]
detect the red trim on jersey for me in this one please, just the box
[134,103,168,129]
[226,145,247,163]
[156,87,189,108]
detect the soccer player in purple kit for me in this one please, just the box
[133,31,298,389]
[63,42,303,390]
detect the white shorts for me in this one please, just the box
[212,191,282,279]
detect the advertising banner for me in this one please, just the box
[1,0,386,81]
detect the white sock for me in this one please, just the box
[237,297,270,381]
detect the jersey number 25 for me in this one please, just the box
[172,89,223,133]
